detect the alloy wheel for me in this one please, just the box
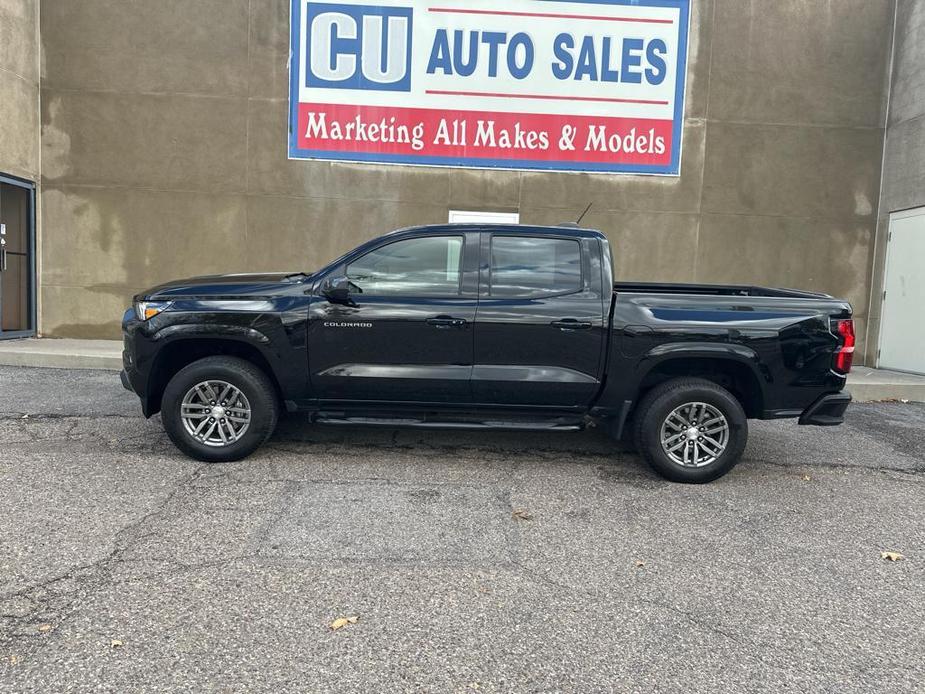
[180,380,252,447]
[659,402,730,468]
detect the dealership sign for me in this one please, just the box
[289,0,690,174]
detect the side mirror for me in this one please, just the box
[322,276,352,305]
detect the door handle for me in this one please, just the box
[0,246,6,272]
[551,319,593,331]
[427,316,468,329]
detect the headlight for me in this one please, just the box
[134,300,172,321]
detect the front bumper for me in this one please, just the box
[120,369,134,393]
[121,311,151,409]
[799,391,852,426]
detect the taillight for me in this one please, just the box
[833,319,855,374]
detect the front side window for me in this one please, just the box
[346,236,464,296]
[490,236,582,298]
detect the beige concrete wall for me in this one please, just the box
[0,0,39,180]
[865,0,925,364]
[38,0,893,348]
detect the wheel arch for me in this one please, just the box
[143,337,283,417]
[634,352,767,420]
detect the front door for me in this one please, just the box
[0,176,36,339]
[307,232,479,404]
[472,232,608,407]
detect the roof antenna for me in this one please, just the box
[575,202,593,226]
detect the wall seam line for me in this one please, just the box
[864,0,900,365]
[34,0,43,336]
[245,0,252,252]
[693,0,717,283]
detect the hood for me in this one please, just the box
[139,272,314,300]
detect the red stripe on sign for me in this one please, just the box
[296,103,674,166]
[425,89,670,106]
[427,7,674,24]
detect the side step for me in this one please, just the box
[313,412,586,432]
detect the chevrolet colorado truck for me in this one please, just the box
[121,224,854,483]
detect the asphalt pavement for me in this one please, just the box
[1,365,923,693]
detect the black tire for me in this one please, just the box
[633,378,747,484]
[161,356,279,463]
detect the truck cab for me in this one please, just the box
[308,225,609,409]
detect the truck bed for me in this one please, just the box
[614,282,832,300]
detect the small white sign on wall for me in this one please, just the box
[448,210,520,225]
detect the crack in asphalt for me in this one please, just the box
[0,462,209,655]
[505,545,797,670]
[0,412,139,421]
[748,456,925,477]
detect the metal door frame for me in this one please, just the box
[0,172,37,340]
[877,206,925,374]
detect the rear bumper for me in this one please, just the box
[799,391,851,426]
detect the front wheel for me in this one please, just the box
[633,378,747,483]
[161,356,279,462]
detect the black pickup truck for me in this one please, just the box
[121,224,854,483]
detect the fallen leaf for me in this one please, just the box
[110,639,123,649]
[801,474,811,482]
[329,616,359,631]
[37,624,53,633]
[634,560,646,569]
[9,654,19,665]
[880,551,905,562]
[472,576,492,593]
[511,509,534,521]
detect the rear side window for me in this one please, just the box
[490,236,582,298]
[346,236,464,296]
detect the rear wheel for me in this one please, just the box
[633,378,747,483]
[161,356,279,462]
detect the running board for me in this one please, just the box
[312,413,585,432]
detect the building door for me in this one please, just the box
[0,175,36,339]
[878,207,925,375]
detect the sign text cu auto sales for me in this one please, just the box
[289,0,690,174]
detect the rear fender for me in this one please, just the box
[644,342,761,364]
[607,344,768,438]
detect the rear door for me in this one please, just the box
[307,231,479,403]
[472,231,608,407]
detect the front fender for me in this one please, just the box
[127,314,309,417]
[151,323,272,344]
